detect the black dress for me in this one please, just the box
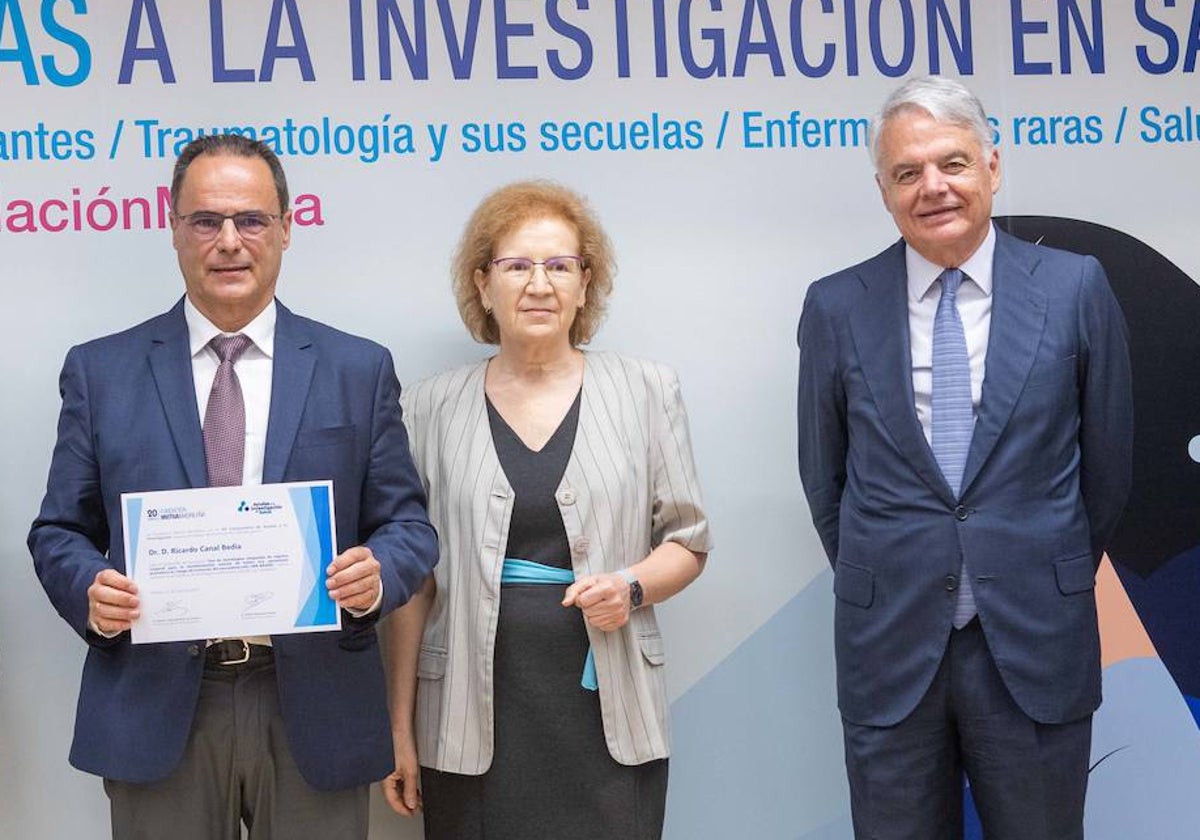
[421,390,668,840]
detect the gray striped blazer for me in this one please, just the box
[401,351,712,772]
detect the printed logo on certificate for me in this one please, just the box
[122,481,341,644]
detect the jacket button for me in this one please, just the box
[557,489,576,506]
[954,505,969,521]
[573,537,590,555]
[187,644,201,657]
[944,575,958,591]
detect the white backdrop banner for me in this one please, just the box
[4,2,1200,837]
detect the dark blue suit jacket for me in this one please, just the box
[28,299,438,790]
[797,229,1132,727]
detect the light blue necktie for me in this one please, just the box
[931,268,976,628]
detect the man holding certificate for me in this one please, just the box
[28,134,437,839]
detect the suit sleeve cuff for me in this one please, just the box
[88,619,121,639]
[345,580,384,618]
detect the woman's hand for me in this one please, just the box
[562,572,631,632]
[382,733,422,817]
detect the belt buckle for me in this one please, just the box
[217,639,251,665]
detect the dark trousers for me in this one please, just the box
[105,649,368,840]
[842,619,1092,840]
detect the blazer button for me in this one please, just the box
[557,489,577,506]
[944,575,959,591]
[187,644,201,657]
[954,504,969,521]
[572,537,590,556]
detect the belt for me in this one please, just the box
[500,558,598,692]
[205,639,273,666]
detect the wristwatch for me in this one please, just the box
[618,569,644,610]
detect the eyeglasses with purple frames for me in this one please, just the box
[488,256,585,281]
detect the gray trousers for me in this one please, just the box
[105,650,368,840]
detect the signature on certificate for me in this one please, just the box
[242,591,275,616]
[156,600,188,617]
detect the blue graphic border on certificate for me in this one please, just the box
[124,496,143,577]
[288,484,337,628]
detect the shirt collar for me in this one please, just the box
[906,223,996,303]
[185,297,277,360]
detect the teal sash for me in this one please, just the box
[500,558,598,692]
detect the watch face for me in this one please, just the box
[629,580,644,608]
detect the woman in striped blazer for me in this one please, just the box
[382,181,711,839]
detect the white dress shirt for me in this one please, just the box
[908,224,996,444]
[185,297,275,486]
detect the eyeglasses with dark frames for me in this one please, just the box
[174,211,283,240]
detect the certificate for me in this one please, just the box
[122,481,341,644]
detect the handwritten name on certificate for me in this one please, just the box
[122,481,341,644]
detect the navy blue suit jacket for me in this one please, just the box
[28,299,438,790]
[797,229,1133,727]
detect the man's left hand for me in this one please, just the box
[326,546,381,613]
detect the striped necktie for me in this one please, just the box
[931,268,976,627]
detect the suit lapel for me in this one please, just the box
[148,300,207,488]
[566,354,597,485]
[466,360,511,505]
[960,232,1047,494]
[464,361,514,587]
[263,302,316,484]
[850,242,955,505]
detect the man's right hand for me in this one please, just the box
[87,569,139,636]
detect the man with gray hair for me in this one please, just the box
[797,76,1133,837]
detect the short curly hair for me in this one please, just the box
[453,180,615,346]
